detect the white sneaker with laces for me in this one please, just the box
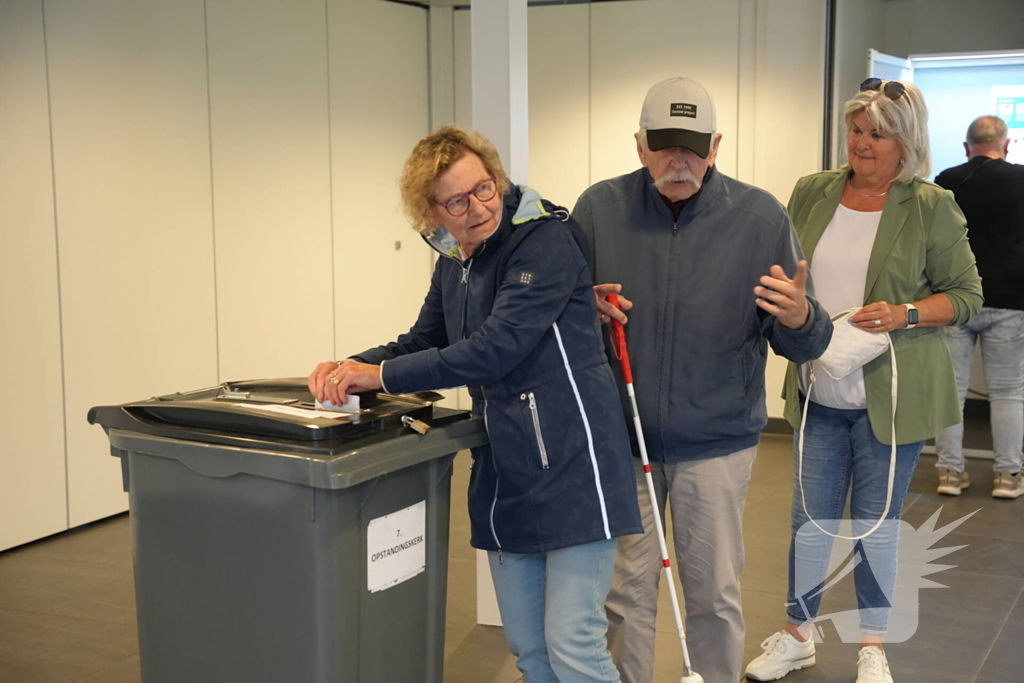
[745,630,816,681]
[856,646,893,683]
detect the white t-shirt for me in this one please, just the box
[799,204,883,409]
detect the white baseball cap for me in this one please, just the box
[639,77,717,158]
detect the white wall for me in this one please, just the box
[0,0,431,551]
[207,0,334,381]
[751,0,826,415]
[0,0,68,550]
[329,0,433,358]
[44,0,220,528]
[449,0,825,418]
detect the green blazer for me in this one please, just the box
[782,170,983,445]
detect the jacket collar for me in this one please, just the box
[801,169,912,302]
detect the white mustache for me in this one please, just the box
[654,169,701,190]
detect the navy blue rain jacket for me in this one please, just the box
[352,186,643,554]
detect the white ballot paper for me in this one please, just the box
[366,500,427,593]
[235,403,353,420]
[315,395,361,412]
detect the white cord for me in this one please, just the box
[797,333,898,541]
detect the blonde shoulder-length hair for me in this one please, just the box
[841,80,931,184]
[400,125,511,234]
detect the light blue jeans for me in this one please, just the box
[935,307,1024,474]
[489,539,620,683]
[787,400,923,633]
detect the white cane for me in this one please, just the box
[607,293,703,683]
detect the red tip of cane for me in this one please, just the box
[643,464,652,473]
[663,559,671,567]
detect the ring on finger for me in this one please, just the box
[874,319,882,327]
[329,374,340,385]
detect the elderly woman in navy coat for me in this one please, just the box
[309,125,641,683]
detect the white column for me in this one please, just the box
[471,0,529,184]
[469,0,528,627]
[429,6,455,130]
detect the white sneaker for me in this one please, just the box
[745,631,816,681]
[856,646,893,683]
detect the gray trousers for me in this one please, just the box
[605,446,756,683]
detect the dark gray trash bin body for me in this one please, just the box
[91,381,487,683]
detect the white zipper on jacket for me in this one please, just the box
[527,392,549,469]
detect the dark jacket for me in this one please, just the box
[935,157,1024,311]
[573,166,832,462]
[353,186,642,554]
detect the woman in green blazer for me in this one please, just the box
[746,81,982,683]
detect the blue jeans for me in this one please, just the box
[935,307,1024,473]
[488,539,620,683]
[786,400,923,634]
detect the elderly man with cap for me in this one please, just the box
[572,77,832,683]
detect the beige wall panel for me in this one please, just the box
[527,4,591,211]
[589,0,741,186]
[753,0,823,205]
[735,0,757,184]
[453,9,473,129]
[45,0,218,526]
[755,0,825,418]
[0,0,68,550]
[429,6,456,130]
[207,0,334,379]
[328,0,432,358]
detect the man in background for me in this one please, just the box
[934,115,1024,499]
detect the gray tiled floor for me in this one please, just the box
[1,434,1021,683]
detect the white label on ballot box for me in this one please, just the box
[367,500,427,593]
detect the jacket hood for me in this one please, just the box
[422,185,560,262]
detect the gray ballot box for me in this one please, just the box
[88,379,487,683]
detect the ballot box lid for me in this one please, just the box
[88,378,486,489]
[88,378,471,450]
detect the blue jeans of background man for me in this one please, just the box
[935,307,1024,474]
[488,538,620,683]
[786,400,923,633]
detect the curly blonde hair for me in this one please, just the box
[400,125,510,234]
[842,80,931,184]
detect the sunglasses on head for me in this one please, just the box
[859,78,906,101]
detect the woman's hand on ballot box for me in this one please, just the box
[308,359,382,405]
